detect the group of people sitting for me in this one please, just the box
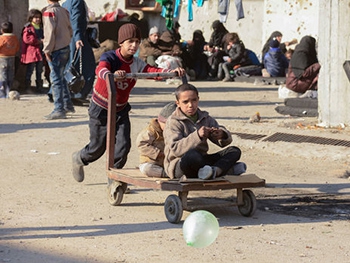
[136,20,320,97]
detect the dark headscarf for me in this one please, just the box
[262,31,283,60]
[208,20,229,48]
[189,30,206,59]
[290,36,318,79]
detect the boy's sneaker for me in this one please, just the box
[64,107,76,114]
[232,162,247,175]
[198,165,214,180]
[44,111,66,120]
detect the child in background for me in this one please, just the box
[72,23,185,183]
[285,48,294,61]
[136,102,177,178]
[0,22,20,98]
[263,38,289,77]
[21,9,44,94]
[163,83,246,180]
[218,33,249,82]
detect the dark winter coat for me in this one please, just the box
[263,47,289,77]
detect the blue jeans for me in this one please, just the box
[25,61,43,81]
[47,46,73,113]
[80,101,131,168]
[0,57,15,98]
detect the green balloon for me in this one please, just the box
[183,210,219,248]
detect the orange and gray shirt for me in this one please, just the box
[0,33,20,57]
[42,2,72,54]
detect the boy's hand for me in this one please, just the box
[197,126,212,139]
[114,70,126,81]
[209,128,225,140]
[76,40,84,50]
[45,53,51,62]
[171,67,186,77]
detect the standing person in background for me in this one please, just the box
[62,0,95,102]
[21,9,44,94]
[0,22,20,99]
[42,0,75,120]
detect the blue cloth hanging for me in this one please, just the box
[174,0,180,17]
[188,0,193,21]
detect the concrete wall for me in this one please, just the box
[318,0,350,127]
[1,0,30,90]
[0,0,28,39]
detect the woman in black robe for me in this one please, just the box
[286,35,321,94]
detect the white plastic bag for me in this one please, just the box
[278,85,301,99]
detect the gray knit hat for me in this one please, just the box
[158,102,177,123]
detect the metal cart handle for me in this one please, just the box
[113,72,187,84]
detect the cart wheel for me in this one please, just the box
[238,189,257,217]
[107,181,127,206]
[164,194,183,224]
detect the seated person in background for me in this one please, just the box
[155,44,183,70]
[139,26,169,66]
[261,31,298,66]
[136,102,177,178]
[285,48,294,61]
[286,35,320,96]
[262,38,289,77]
[187,30,209,80]
[204,20,229,79]
[159,21,191,72]
[163,83,246,180]
[217,33,250,82]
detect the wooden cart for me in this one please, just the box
[105,73,266,223]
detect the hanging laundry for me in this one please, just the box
[197,0,205,7]
[188,0,193,21]
[174,0,181,18]
[157,0,174,29]
[235,0,245,20]
[218,0,230,23]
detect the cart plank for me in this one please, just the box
[107,168,265,192]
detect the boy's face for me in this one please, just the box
[176,90,199,117]
[120,38,140,58]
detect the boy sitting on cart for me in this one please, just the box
[72,23,185,183]
[136,102,177,178]
[163,83,246,180]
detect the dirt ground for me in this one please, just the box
[1,79,350,263]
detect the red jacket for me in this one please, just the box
[92,48,169,110]
[20,23,43,64]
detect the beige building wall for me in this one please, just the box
[0,0,29,39]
